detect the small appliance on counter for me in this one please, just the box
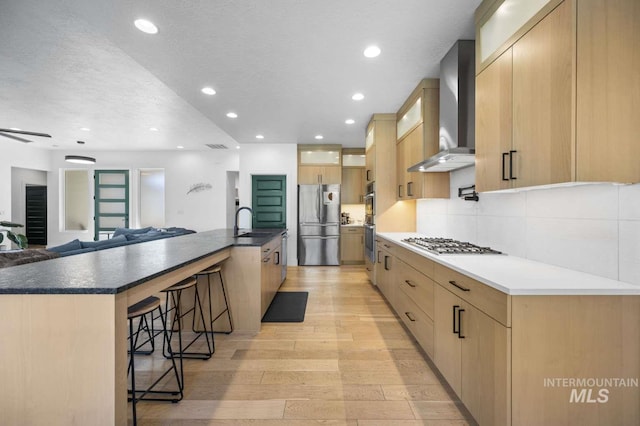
[340,212,351,225]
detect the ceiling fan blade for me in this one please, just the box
[0,128,52,138]
[0,131,34,143]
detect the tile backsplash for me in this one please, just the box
[417,166,640,285]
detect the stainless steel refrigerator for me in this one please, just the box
[297,184,340,266]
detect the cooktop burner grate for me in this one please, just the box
[402,237,503,255]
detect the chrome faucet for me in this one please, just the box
[233,206,253,237]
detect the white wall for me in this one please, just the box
[11,166,47,228]
[0,143,51,221]
[47,150,239,245]
[417,166,640,285]
[238,144,298,265]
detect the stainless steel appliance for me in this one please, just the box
[364,182,375,263]
[402,237,502,255]
[297,184,340,265]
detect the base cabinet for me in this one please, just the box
[340,227,364,264]
[377,235,640,425]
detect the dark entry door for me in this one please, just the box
[25,185,47,245]
[251,175,286,229]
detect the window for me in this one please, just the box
[139,169,165,228]
[64,169,90,231]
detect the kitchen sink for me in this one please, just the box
[236,232,272,238]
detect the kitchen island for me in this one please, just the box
[0,228,285,426]
[374,232,640,426]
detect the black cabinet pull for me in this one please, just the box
[377,250,382,263]
[509,150,517,180]
[449,280,470,292]
[407,181,414,197]
[452,305,459,334]
[263,257,270,263]
[502,152,509,181]
[457,308,465,339]
[398,184,403,198]
[384,255,391,271]
[404,280,416,288]
[274,251,280,265]
[383,244,391,249]
[405,312,416,322]
[366,169,371,181]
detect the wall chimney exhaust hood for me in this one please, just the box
[409,40,476,173]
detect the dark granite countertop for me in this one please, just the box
[0,229,286,295]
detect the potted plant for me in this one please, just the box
[0,221,28,249]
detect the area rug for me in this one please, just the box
[261,291,309,323]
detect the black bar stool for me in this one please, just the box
[127,296,182,426]
[196,264,233,334]
[162,276,214,388]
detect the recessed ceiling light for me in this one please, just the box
[256,135,264,139]
[201,87,216,95]
[345,119,355,125]
[177,145,184,149]
[315,135,324,140]
[236,146,241,149]
[80,127,91,131]
[352,93,364,101]
[149,127,158,131]
[134,19,158,34]
[363,45,381,58]
[76,140,85,145]
[226,112,238,118]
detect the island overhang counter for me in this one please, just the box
[0,228,285,425]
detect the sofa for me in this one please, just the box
[46,227,196,257]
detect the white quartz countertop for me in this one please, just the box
[378,233,640,296]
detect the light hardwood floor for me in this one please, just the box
[130,266,475,425]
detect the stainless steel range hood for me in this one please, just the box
[409,40,475,172]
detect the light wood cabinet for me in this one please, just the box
[298,165,341,185]
[378,235,640,425]
[476,0,640,189]
[365,127,376,183]
[298,144,342,184]
[340,226,364,264]
[260,238,283,318]
[396,79,450,200]
[367,114,416,232]
[341,167,365,204]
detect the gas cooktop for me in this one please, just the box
[402,237,503,255]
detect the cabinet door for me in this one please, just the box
[321,166,342,184]
[476,48,513,192]
[512,0,572,187]
[298,166,322,184]
[404,126,424,199]
[340,231,364,263]
[365,144,376,183]
[341,168,364,204]
[396,139,406,200]
[434,284,462,396]
[576,0,640,183]
[460,302,510,426]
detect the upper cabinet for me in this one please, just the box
[341,148,366,204]
[365,125,376,183]
[476,0,640,191]
[396,80,450,200]
[298,145,342,184]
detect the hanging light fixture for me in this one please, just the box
[65,155,96,164]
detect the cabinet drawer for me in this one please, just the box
[341,227,364,234]
[395,287,435,358]
[261,236,282,258]
[434,263,510,327]
[397,259,435,320]
[395,244,436,279]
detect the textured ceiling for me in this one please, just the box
[0,0,480,151]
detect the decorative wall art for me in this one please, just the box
[187,182,213,195]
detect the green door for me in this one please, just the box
[251,175,286,229]
[94,170,129,240]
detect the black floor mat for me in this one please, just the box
[261,291,309,323]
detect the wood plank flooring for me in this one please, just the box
[130,266,475,425]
